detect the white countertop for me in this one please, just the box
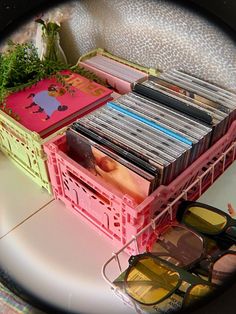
[198,161,236,213]
[0,151,132,314]
[0,151,236,314]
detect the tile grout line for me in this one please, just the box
[0,198,55,240]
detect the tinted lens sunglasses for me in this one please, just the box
[124,253,215,308]
[176,201,236,246]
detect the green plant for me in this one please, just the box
[70,64,109,86]
[0,41,67,104]
[0,41,108,105]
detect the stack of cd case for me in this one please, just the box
[78,53,148,94]
[68,92,211,202]
[80,54,147,83]
[133,70,236,145]
[113,93,212,163]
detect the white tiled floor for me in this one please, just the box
[0,199,132,314]
[0,152,53,238]
[0,154,132,314]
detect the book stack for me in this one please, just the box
[2,71,113,138]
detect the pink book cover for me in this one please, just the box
[3,71,112,137]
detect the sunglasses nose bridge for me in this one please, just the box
[205,255,213,262]
[198,255,212,269]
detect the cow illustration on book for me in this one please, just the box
[25,84,68,120]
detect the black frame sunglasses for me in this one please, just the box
[176,201,236,247]
[124,253,215,308]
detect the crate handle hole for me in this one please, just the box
[67,170,110,205]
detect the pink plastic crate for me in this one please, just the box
[44,120,236,251]
[78,61,148,95]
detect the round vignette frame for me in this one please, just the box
[0,0,236,314]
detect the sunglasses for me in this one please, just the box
[147,223,236,285]
[176,201,236,247]
[124,253,215,308]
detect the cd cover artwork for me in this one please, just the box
[66,128,153,204]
